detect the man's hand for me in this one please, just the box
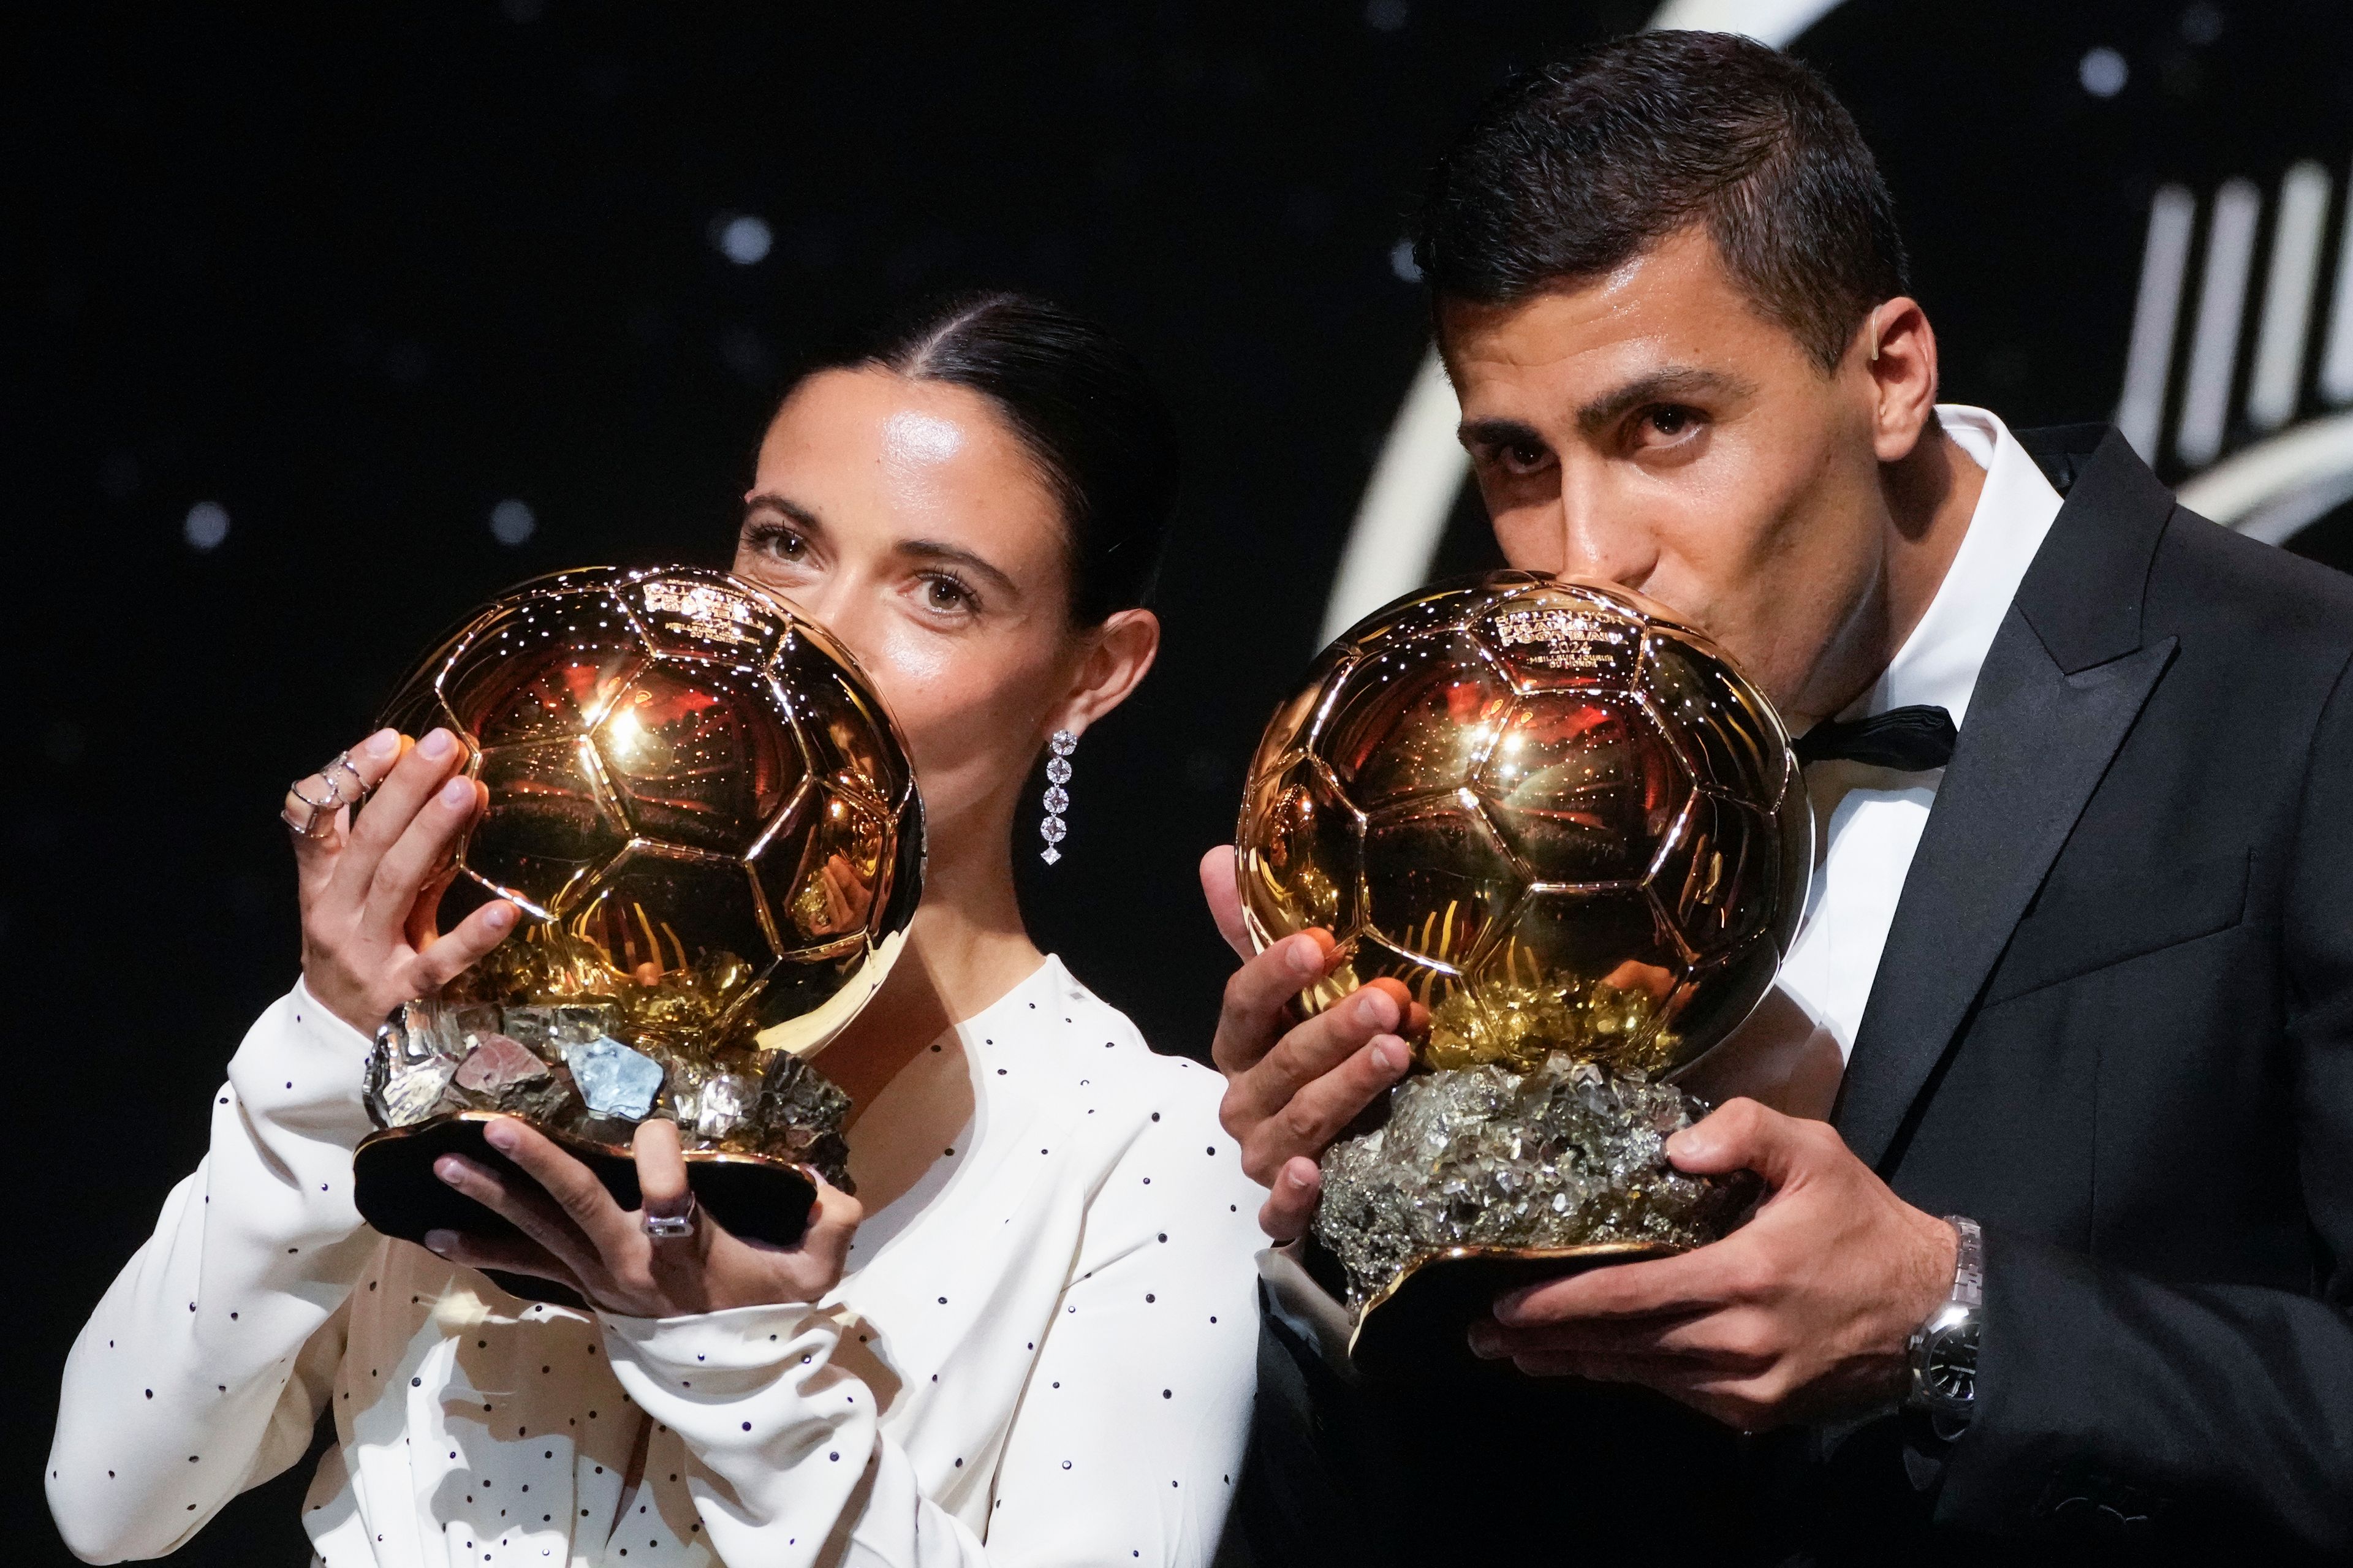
[1202,847,1414,1241]
[1468,1097,1958,1431]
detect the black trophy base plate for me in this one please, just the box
[354,1113,818,1305]
[1345,1241,1678,1381]
[1341,1171,1767,1381]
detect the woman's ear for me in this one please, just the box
[1049,608,1161,738]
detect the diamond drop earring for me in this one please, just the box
[1040,729,1077,864]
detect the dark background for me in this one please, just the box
[15,2,2352,1562]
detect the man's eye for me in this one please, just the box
[1645,406,1694,438]
[1500,442,1550,474]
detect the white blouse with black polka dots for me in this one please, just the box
[48,956,1267,1567]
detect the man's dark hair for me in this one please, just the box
[1415,31,1910,369]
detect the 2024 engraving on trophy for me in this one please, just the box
[352,566,923,1259]
[1235,572,1809,1371]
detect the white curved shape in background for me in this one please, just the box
[2175,409,2353,544]
[1318,352,1472,642]
[1318,0,1850,644]
[1645,0,1849,36]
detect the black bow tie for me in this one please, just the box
[1794,705,1958,773]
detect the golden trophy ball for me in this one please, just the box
[352,565,923,1283]
[1235,571,1811,1375]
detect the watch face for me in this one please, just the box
[1924,1322,1980,1405]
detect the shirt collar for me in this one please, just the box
[1847,404,2064,728]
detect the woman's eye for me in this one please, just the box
[745,521,808,561]
[923,575,973,612]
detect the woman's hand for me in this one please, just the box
[423,1116,862,1317]
[286,727,518,1037]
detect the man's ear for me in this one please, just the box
[1046,607,1161,739]
[1862,297,1940,463]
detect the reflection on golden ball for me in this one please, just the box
[383,564,925,1059]
[1237,572,1808,1079]
[353,565,920,1263]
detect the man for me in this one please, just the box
[1208,31,2353,1564]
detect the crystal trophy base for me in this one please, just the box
[1308,1055,1762,1379]
[356,988,851,1300]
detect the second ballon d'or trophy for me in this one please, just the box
[351,566,922,1297]
[1235,572,1810,1376]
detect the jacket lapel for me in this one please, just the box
[1833,428,2178,1170]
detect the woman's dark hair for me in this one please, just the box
[795,290,1178,625]
[1416,31,1909,371]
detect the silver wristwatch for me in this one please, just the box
[1906,1216,1982,1426]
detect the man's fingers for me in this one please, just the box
[480,1118,639,1260]
[1225,981,1401,1127]
[431,1153,604,1282]
[1664,1097,1842,1191]
[422,1225,584,1290]
[1210,930,1336,1078]
[362,773,484,936]
[1242,1031,1411,1183]
[1257,1157,1321,1242]
[403,898,518,995]
[1494,1242,1745,1327]
[328,727,466,911]
[1199,846,1252,959]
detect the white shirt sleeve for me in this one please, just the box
[46,982,381,1563]
[599,1083,1263,1568]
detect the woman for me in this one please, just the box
[48,292,1267,1566]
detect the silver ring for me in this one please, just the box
[642,1192,698,1240]
[322,750,371,808]
[282,777,338,839]
[281,751,377,839]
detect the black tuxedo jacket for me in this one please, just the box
[1222,426,2353,1565]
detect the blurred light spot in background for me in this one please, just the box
[716,214,773,265]
[2079,46,2128,98]
[1365,0,1408,32]
[1389,240,1421,284]
[490,498,537,546]
[500,0,545,20]
[184,500,230,551]
[2180,4,2224,46]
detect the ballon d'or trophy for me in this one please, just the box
[1236,572,1809,1375]
[352,566,923,1290]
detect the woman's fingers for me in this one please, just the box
[326,727,466,912]
[482,1118,640,1262]
[432,1152,606,1283]
[631,1118,692,1221]
[361,772,483,936]
[286,729,404,882]
[422,1225,585,1290]
[402,898,518,996]
[797,1183,863,1279]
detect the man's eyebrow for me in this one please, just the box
[1459,415,1547,452]
[1572,366,1756,435]
[900,539,1020,598]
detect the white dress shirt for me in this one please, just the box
[47,957,1267,1567]
[1773,404,2064,1062]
